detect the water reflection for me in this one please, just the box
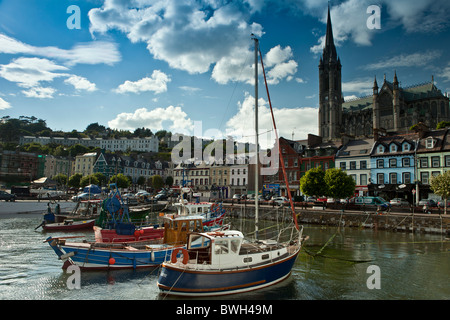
[0,213,448,300]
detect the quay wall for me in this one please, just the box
[223,204,450,235]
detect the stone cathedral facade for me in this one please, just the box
[318,7,450,141]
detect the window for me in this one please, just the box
[324,162,329,170]
[389,173,397,184]
[390,144,397,152]
[432,171,440,177]
[389,158,397,168]
[350,161,356,170]
[360,174,367,186]
[420,172,429,184]
[426,138,435,149]
[431,156,440,168]
[377,159,384,168]
[360,161,367,169]
[402,143,410,151]
[214,240,229,255]
[377,145,384,154]
[402,172,411,184]
[446,156,450,167]
[377,173,384,184]
[420,158,428,168]
[350,174,357,183]
[402,158,410,167]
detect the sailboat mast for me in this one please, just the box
[253,36,259,240]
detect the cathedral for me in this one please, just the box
[318,7,450,141]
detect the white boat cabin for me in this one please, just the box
[181,230,289,270]
[173,202,213,216]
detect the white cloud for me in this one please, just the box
[225,93,318,148]
[364,51,442,71]
[22,87,56,99]
[108,105,194,134]
[0,97,12,110]
[114,70,171,94]
[440,63,450,82]
[342,78,373,96]
[64,75,97,92]
[0,57,69,88]
[0,33,121,66]
[309,0,450,55]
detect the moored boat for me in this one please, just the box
[157,228,304,297]
[41,219,95,232]
[46,214,212,270]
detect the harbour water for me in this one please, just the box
[0,211,448,300]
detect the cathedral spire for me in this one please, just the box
[323,4,337,62]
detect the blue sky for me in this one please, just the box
[0,0,450,146]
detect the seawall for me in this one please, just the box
[224,203,450,235]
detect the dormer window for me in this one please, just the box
[389,144,397,153]
[377,145,384,154]
[426,138,436,149]
[402,143,410,152]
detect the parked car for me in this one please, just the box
[0,190,16,202]
[154,193,168,201]
[418,199,437,207]
[390,198,409,206]
[327,198,336,203]
[354,196,391,210]
[232,194,241,199]
[71,192,100,202]
[271,196,288,205]
[438,200,450,207]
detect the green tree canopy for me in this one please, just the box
[300,167,328,197]
[151,175,164,190]
[68,173,82,189]
[109,173,131,189]
[80,175,99,188]
[324,168,356,199]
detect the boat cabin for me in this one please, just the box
[182,230,287,270]
[173,202,213,216]
[163,214,204,245]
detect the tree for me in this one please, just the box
[53,173,67,187]
[165,176,174,187]
[109,173,131,189]
[430,171,450,214]
[137,176,146,187]
[68,173,82,189]
[152,175,164,190]
[324,168,356,200]
[300,167,328,197]
[80,175,99,188]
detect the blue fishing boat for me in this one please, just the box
[46,214,216,270]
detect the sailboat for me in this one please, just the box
[157,37,307,297]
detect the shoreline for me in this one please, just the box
[0,200,77,216]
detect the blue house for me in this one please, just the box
[370,132,419,201]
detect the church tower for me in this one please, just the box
[318,5,343,141]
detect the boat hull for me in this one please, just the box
[47,237,179,270]
[42,219,95,231]
[157,250,300,297]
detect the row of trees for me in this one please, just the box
[53,172,172,190]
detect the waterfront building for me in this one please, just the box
[0,150,43,183]
[414,126,450,201]
[44,155,74,179]
[229,163,248,196]
[369,132,418,202]
[74,152,98,177]
[335,138,374,196]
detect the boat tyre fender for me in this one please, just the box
[171,248,189,264]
